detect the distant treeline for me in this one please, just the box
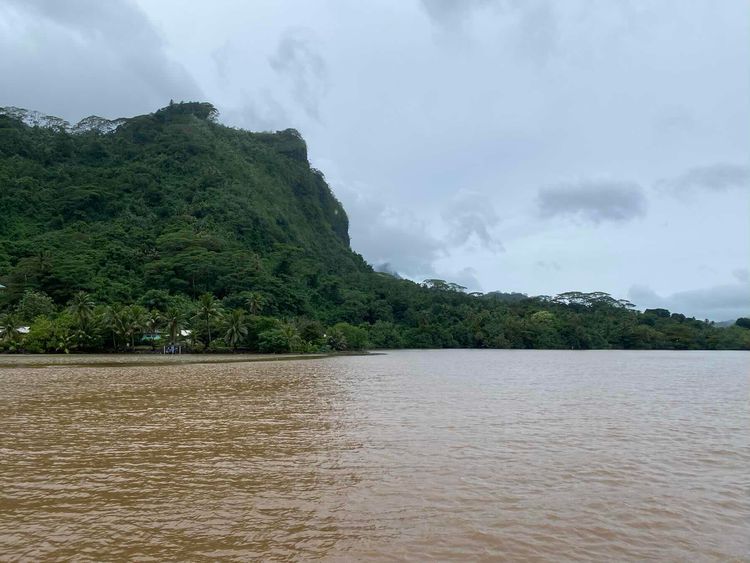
[2,287,748,353]
[1,102,748,353]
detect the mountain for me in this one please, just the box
[1,102,748,351]
[0,102,362,310]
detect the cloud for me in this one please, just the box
[653,105,698,136]
[334,183,446,277]
[537,180,647,224]
[0,0,201,121]
[629,282,750,321]
[513,0,559,65]
[419,0,558,63]
[442,191,503,251]
[658,163,750,194]
[733,268,749,283]
[419,0,492,27]
[448,267,481,291]
[535,260,561,271]
[220,92,289,132]
[268,28,328,120]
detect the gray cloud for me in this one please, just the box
[513,1,559,64]
[269,29,328,120]
[535,260,561,271]
[732,268,749,283]
[442,191,503,251]
[0,0,201,121]
[419,0,492,27]
[220,93,289,133]
[335,183,486,290]
[449,267,482,291]
[653,105,699,136]
[420,0,558,63]
[537,180,647,224]
[335,184,446,277]
[659,163,750,194]
[629,282,750,321]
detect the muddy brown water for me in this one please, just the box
[1,350,748,561]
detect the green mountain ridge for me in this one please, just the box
[1,101,748,351]
[0,102,360,305]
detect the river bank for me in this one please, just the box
[0,351,373,369]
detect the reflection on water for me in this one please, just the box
[1,350,748,560]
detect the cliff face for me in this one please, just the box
[0,102,363,305]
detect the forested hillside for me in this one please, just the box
[1,102,748,352]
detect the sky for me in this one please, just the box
[1,0,748,320]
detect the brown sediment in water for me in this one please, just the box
[0,351,375,370]
[0,350,747,560]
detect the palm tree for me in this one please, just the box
[144,310,162,350]
[280,322,302,353]
[67,292,98,350]
[68,291,95,328]
[0,313,21,346]
[163,307,183,346]
[104,305,128,351]
[224,309,248,351]
[244,292,264,316]
[126,305,149,349]
[192,293,222,346]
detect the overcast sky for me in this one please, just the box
[1,0,748,319]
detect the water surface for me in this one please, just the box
[1,350,748,561]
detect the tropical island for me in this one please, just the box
[1,102,748,353]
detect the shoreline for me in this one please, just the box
[0,351,375,369]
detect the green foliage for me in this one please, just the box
[23,315,76,353]
[258,321,302,353]
[192,293,223,346]
[224,309,248,350]
[0,313,22,351]
[0,103,746,353]
[15,289,56,323]
[329,322,369,351]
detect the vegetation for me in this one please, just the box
[1,102,748,353]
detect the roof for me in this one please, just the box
[0,326,29,334]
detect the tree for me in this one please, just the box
[68,291,95,328]
[258,322,301,353]
[224,309,248,351]
[735,318,750,329]
[104,305,128,350]
[193,293,223,346]
[163,307,183,346]
[126,305,149,349]
[330,322,368,350]
[0,313,21,349]
[326,326,347,351]
[65,292,101,350]
[245,292,264,316]
[15,289,56,323]
[144,309,161,350]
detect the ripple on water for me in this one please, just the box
[0,350,748,561]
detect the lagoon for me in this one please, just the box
[1,350,748,560]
